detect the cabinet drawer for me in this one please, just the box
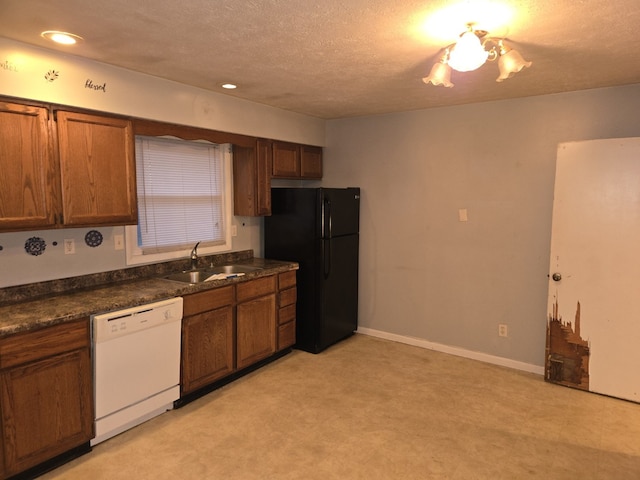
[236,275,276,303]
[278,304,296,325]
[278,321,295,350]
[183,285,234,316]
[279,287,297,308]
[278,270,297,290]
[0,319,89,369]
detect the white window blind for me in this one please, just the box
[135,136,227,254]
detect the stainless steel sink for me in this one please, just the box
[164,265,263,284]
[164,270,210,284]
[208,264,263,274]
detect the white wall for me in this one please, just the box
[0,38,324,287]
[324,84,640,369]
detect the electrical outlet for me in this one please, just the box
[498,324,508,337]
[114,234,124,250]
[458,208,468,222]
[64,239,76,255]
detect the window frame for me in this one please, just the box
[125,136,233,266]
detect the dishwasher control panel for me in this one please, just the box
[92,297,183,343]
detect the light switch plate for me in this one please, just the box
[114,234,125,250]
[64,239,75,254]
[458,208,468,222]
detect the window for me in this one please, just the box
[125,136,233,265]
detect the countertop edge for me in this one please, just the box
[0,260,298,338]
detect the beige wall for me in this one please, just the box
[3,37,640,370]
[0,38,325,144]
[323,84,640,368]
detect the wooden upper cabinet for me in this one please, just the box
[272,141,301,178]
[0,101,57,230]
[272,140,322,179]
[301,145,323,179]
[233,139,272,216]
[56,111,137,226]
[0,100,138,232]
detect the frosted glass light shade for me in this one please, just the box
[496,48,532,82]
[422,61,454,88]
[448,31,489,72]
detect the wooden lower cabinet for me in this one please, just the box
[0,319,93,479]
[181,286,235,395]
[180,271,296,397]
[277,270,297,350]
[236,276,277,370]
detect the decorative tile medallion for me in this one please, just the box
[85,230,103,247]
[25,237,46,256]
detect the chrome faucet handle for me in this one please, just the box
[190,242,200,260]
[190,242,200,270]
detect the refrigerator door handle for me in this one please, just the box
[324,239,331,279]
[322,197,332,239]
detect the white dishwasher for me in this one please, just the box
[91,297,183,446]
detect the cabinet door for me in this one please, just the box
[233,140,271,216]
[0,348,93,477]
[300,145,323,179]
[56,111,137,226]
[272,141,300,178]
[182,305,234,394]
[255,139,273,215]
[237,294,276,370]
[0,102,57,230]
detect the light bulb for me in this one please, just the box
[448,30,489,72]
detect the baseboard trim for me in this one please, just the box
[356,327,544,376]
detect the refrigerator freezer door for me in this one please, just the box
[319,188,360,238]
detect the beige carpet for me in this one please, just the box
[40,334,640,479]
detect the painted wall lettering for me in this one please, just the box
[1,60,18,72]
[85,79,107,92]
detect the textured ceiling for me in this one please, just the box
[2,0,640,119]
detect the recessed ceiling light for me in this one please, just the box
[221,83,237,89]
[41,31,83,45]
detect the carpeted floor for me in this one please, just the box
[40,334,640,479]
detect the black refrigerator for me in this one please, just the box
[264,187,360,353]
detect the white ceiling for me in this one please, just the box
[3,0,640,119]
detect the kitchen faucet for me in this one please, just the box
[190,242,200,270]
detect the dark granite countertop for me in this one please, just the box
[0,252,297,337]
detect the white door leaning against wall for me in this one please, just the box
[546,137,640,403]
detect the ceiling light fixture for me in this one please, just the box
[221,83,237,89]
[41,30,83,45]
[422,23,531,88]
